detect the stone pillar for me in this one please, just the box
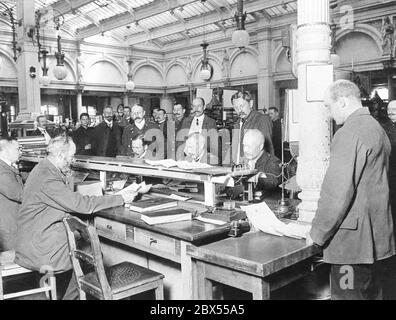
[76,89,84,117]
[296,0,333,223]
[257,27,275,111]
[16,0,41,119]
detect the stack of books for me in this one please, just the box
[129,198,192,225]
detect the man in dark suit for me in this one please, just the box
[173,103,186,133]
[178,98,218,163]
[121,104,161,157]
[30,115,57,143]
[118,106,134,130]
[0,138,23,251]
[231,91,274,165]
[72,113,94,156]
[91,106,122,157]
[268,107,282,160]
[15,135,137,299]
[307,80,395,300]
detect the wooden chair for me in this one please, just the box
[0,250,57,300]
[63,216,164,300]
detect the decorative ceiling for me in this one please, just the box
[2,0,299,47]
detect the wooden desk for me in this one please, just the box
[94,205,231,299]
[187,231,321,300]
[21,155,256,206]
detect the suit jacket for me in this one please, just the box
[30,128,57,138]
[121,120,160,157]
[118,117,134,130]
[0,160,23,251]
[272,118,282,160]
[310,108,395,264]
[72,126,94,156]
[254,152,282,191]
[15,158,123,273]
[91,122,122,157]
[234,111,274,159]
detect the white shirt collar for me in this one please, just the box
[194,114,205,121]
[135,119,146,130]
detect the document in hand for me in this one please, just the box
[115,181,152,196]
[240,202,311,239]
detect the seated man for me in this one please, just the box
[242,129,282,191]
[0,138,23,251]
[131,135,150,160]
[15,135,137,300]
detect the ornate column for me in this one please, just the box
[15,0,41,119]
[296,0,333,223]
[76,86,84,117]
[257,25,275,110]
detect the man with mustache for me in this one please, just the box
[91,106,122,157]
[178,98,217,163]
[121,104,160,157]
[231,91,274,165]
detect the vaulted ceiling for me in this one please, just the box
[2,0,299,48]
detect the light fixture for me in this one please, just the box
[232,0,250,49]
[125,57,135,91]
[199,42,213,82]
[53,13,67,80]
[0,3,21,62]
[39,49,51,86]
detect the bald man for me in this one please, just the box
[242,129,282,191]
[121,104,160,157]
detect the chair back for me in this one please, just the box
[63,216,112,300]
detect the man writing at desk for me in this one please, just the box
[15,135,138,300]
[307,80,395,300]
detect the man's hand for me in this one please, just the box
[306,232,314,246]
[120,191,138,204]
[85,144,92,150]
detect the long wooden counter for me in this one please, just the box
[21,155,256,206]
[94,205,232,300]
[188,231,322,299]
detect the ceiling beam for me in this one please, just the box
[47,0,95,16]
[126,0,290,46]
[77,0,200,40]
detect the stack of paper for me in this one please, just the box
[240,202,311,239]
[145,159,178,168]
[175,161,212,170]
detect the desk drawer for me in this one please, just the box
[95,217,126,240]
[133,228,178,257]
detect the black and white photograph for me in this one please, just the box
[0,0,395,306]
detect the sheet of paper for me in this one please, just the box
[112,180,127,191]
[195,216,228,226]
[211,174,234,187]
[115,181,152,195]
[77,182,103,197]
[168,194,191,201]
[145,159,178,168]
[283,222,311,239]
[176,161,212,170]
